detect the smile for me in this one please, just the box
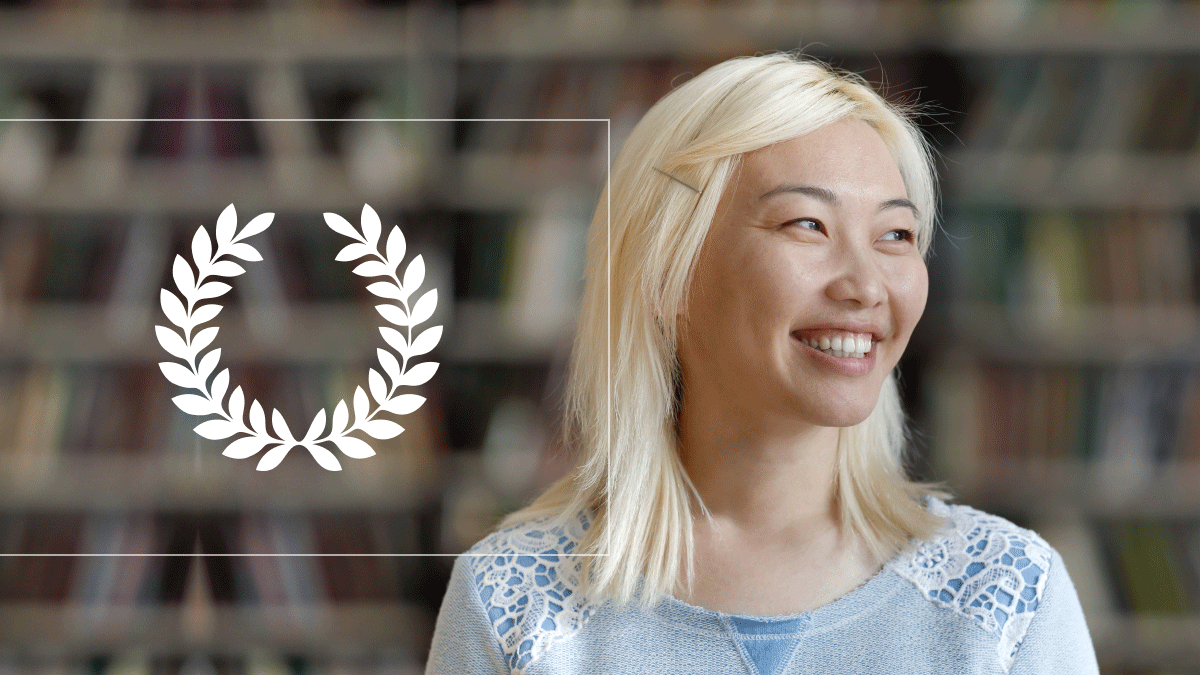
[794,332,873,359]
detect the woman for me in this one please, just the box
[427,53,1098,675]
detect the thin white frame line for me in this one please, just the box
[605,118,611,560]
[4,118,610,123]
[2,114,619,557]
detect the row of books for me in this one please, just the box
[0,510,437,605]
[0,206,584,320]
[1037,515,1200,619]
[963,56,1200,153]
[929,361,1200,465]
[941,208,1200,307]
[454,58,693,157]
[0,362,442,461]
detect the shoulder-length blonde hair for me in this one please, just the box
[501,52,947,607]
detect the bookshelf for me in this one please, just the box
[1,1,1199,673]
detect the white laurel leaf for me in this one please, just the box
[160,290,187,327]
[408,325,442,358]
[215,204,238,246]
[353,260,390,278]
[385,225,405,270]
[223,435,270,459]
[272,409,295,442]
[331,400,349,436]
[324,211,363,242]
[366,281,403,300]
[191,327,219,354]
[331,435,375,459]
[256,444,292,471]
[303,409,327,443]
[382,394,425,416]
[303,444,342,471]
[158,362,196,389]
[237,212,274,242]
[375,304,409,326]
[172,256,195,296]
[335,243,373,262]
[399,361,438,387]
[192,227,213,266]
[227,243,262,261]
[191,303,222,326]
[353,386,369,424]
[402,255,425,297]
[368,368,386,404]
[363,419,403,440]
[410,289,437,326]
[377,348,401,386]
[155,326,189,359]
[198,348,221,381]
[361,204,381,246]
[173,394,217,416]
[379,327,408,357]
[211,368,230,406]
[208,261,245,277]
[228,385,245,424]
[249,400,268,436]
[194,282,232,301]
[195,419,239,440]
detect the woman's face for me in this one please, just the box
[676,118,927,430]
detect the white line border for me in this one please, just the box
[2,117,609,557]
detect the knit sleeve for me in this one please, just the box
[1007,549,1100,675]
[425,554,510,675]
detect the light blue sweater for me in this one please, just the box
[426,498,1099,674]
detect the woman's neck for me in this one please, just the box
[675,394,842,536]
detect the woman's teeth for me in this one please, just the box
[798,333,872,359]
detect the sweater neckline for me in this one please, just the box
[653,554,901,629]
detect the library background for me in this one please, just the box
[1,0,1199,673]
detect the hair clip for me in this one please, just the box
[653,167,700,194]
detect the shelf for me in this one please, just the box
[10,4,1196,64]
[0,7,439,64]
[0,452,442,511]
[2,153,603,215]
[460,4,1200,56]
[457,4,937,58]
[0,602,431,658]
[944,458,1200,517]
[0,301,569,364]
[1091,615,1200,670]
[944,151,1200,208]
[945,304,1200,363]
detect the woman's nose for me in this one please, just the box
[824,243,886,307]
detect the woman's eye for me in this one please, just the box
[879,229,915,242]
[785,218,822,232]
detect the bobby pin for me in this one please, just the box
[653,167,700,193]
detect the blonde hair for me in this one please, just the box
[501,53,948,607]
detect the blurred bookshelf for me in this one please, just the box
[0,0,1198,674]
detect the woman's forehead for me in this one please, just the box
[736,119,908,203]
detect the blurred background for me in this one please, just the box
[0,0,1198,673]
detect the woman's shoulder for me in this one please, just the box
[465,508,593,561]
[453,509,598,673]
[885,497,1061,670]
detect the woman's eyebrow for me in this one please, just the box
[759,184,919,218]
[878,197,920,219]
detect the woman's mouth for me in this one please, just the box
[793,331,874,359]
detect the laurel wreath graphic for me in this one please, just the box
[155,203,441,471]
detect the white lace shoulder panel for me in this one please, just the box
[465,510,598,675]
[887,498,1053,673]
